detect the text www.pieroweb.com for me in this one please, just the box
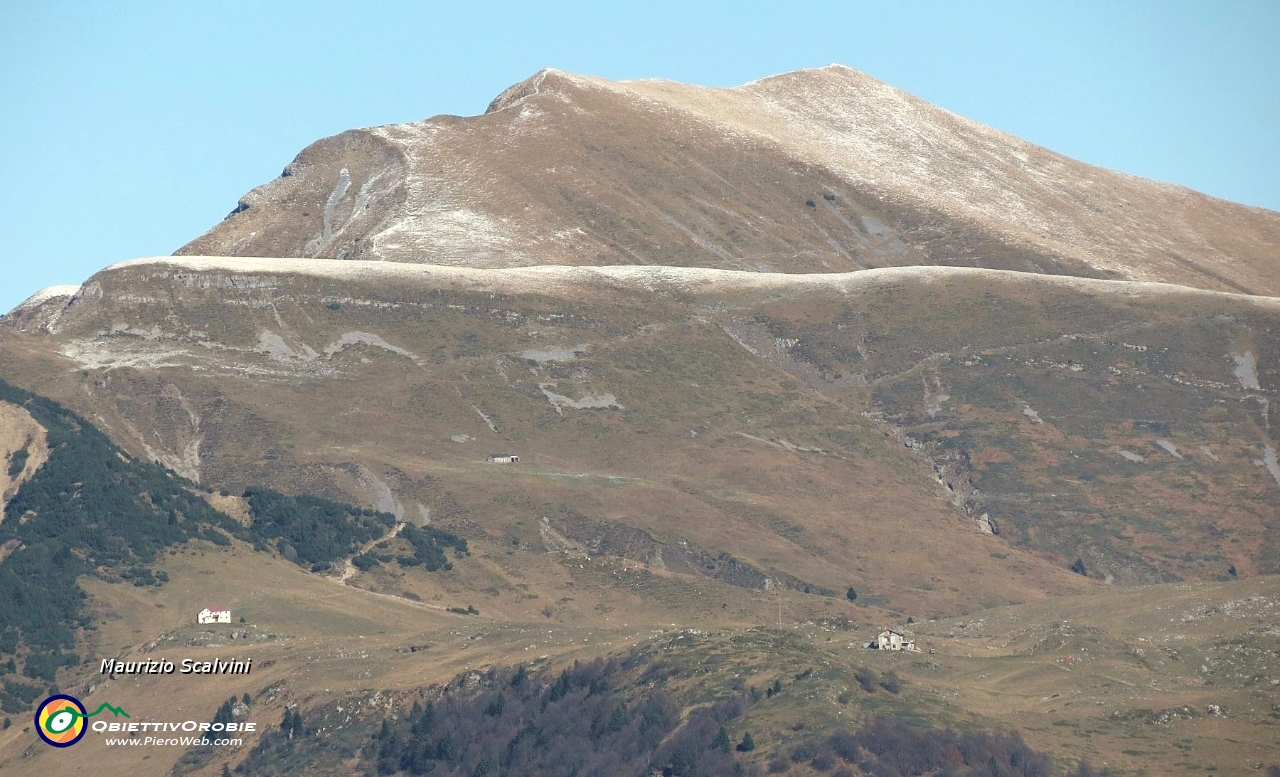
[104,735,243,747]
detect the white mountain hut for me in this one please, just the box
[198,606,232,624]
[874,629,916,652]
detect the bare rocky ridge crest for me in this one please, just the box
[178,65,1280,296]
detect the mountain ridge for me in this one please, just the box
[177,64,1280,296]
[3,250,1276,590]
[1,64,1278,776]
[10,255,1280,331]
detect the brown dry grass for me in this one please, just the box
[0,400,47,514]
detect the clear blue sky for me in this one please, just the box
[2,1,1277,312]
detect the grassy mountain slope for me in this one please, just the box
[3,259,1276,596]
[0,379,455,711]
[1,534,1273,776]
[0,285,1276,772]
[2,64,1278,776]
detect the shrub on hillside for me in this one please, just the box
[880,670,902,694]
[823,717,1053,776]
[6,447,28,478]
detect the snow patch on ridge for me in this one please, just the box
[10,284,80,312]
[5,284,81,333]
[356,464,404,520]
[101,257,1280,309]
[539,384,623,415]
[256,331,319,363]
[923,376,949,418]
[521,345,587,363]
[323,331,420,363]
[473,406,498,433]
[1260,445,1280,488]
[319,168,352,251]
[736,432,827,455]
[366,122,529,265]
[139,385,204,483]
[58,340,189,371]
[613,66,1234,286]
[1232,351,1261,391]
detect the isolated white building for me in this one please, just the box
[487,453,519,464]
[875,629,916,652]
[198,606,232,624]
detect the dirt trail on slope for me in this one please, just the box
[0,401,48,519]
[320,521,465,615]
[336,521,406,583]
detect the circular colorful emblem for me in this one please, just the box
[35,695,88,747]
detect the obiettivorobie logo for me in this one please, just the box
[35,694,130,747]
[35,693,257,749]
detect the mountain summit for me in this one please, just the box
[2,65,1279,777]
[180,65,1280,295]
